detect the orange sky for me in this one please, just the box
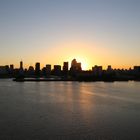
[0,1,140,70]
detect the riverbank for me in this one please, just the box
[13,77,140,82]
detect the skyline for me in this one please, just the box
[0,59,139,71]
[0,0,140,69]
[1,59,140,82]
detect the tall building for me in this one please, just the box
[53,65,61,76]
[70,59,82,77]
[63,62,69,76]
[77,63,82,71]
[20,61,23,69]
[70,59,82,72]
[63,62,68,71]
[71,59,77,68]
[35,62,40,76]
[19,61,24,75]
[46,64,51,75]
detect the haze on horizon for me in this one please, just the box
[0,0,140,70]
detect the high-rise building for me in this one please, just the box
[71,59,77,68]
[20,61,23,69]
[70,59,82,72]
[63,62,69,76]
[46,64,51,75]
[70,59,82,77]
[19,61,24,75]
[35,62,40,76]
[53,65,61,76]
[63,62,68,71]
[77,63,82,71]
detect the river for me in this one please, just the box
[0,79,140,140]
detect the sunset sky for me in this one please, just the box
[0,0,140,70]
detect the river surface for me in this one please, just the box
[0,79,140,140]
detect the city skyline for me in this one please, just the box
[0,0,140,69]
[1,59,140,82]
[0,59,139,71]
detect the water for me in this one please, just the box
[0,79,140,140]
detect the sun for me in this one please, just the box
[67,56,90,70]
[81,61,89,70]
[77,57,89,70]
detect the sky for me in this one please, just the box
[0,0,140,70]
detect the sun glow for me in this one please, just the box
[77,57,89,70]
[67,56,90,70]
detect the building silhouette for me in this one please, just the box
[70,59,82,72]
[0,58,140,81]
[63,62,68,76]
[70,59,82,77]
[0,66,9,75]
[9,64,14,75]
[20,61,23,70]
[53,65,61,76]
[92,65,103,76]
[134,66,140,73]
[46,64,51,76]
[19,61,24,76]
[35,62,40,76]
[42,67,47,76]
[28,66,34,76]
[107,65,112,72]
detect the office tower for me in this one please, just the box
[63,62,69,76]
[63,62,68,71]
[46,64,51,75]
[70,59,82,72]
[35,62,40,76]
[53,65,61,76]
[71,59,77,68]
[77,63,82,71]
[20,61,23,69]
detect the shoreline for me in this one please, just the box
[12,78,140,82]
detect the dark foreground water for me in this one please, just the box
[0,79,140,140]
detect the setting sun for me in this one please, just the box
[67,56,90,70]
